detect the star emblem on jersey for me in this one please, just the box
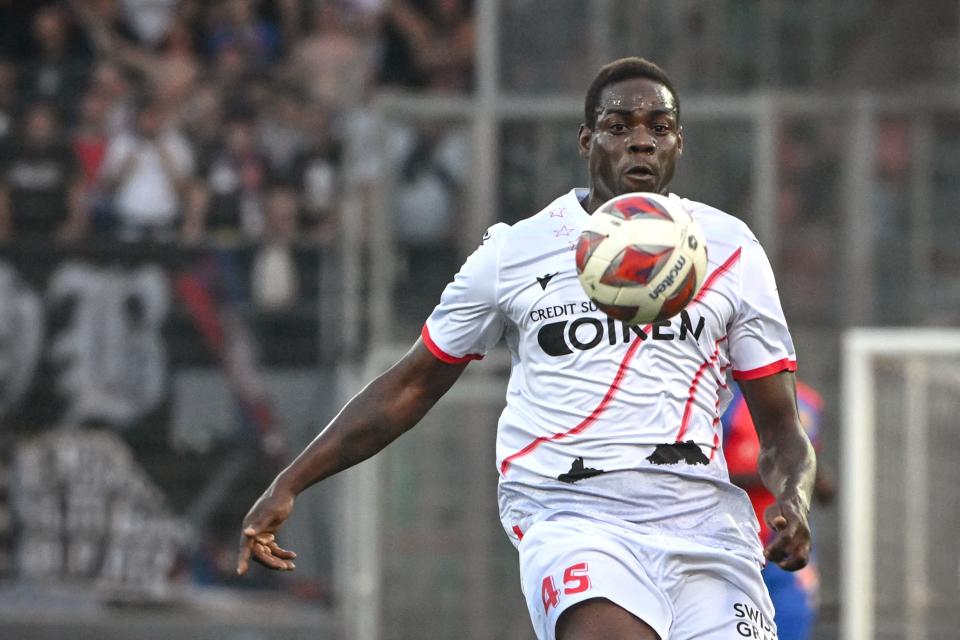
[536,272,559,290]
[550,207,566,218]
[553,225,573,238]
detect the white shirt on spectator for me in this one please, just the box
[102,130,193,229]
[121,0,178,46]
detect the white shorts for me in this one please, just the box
[517,517,777,640]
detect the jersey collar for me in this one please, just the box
[570,188,590,219]
[570,188,682,217]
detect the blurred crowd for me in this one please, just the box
[0,0,475,247]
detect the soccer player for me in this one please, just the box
[236,57,815,640]
[723,379,834,640]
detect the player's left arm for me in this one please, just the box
[739,370,816,571]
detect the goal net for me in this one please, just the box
[842,329,960,640]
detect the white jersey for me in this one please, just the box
[423,189,796,563]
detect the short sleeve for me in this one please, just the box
[422,224,508,363]
[728,238,797,381]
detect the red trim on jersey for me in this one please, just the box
[675,341,724,442]
[692,247,742,304]
[512,525,524,540]
[421,324,484,364]
[732,358,797,381]
[709,367,727,462]
[499,323,653,475]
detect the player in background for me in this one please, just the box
[237,57,816,640]
[723,380,835,640]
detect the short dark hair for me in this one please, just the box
[583,57,679,128]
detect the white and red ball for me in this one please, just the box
[575,192,708,325]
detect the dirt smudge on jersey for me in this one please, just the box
[557,457,606,483]
[646,441,710,465]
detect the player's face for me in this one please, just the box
[578,77,683,211]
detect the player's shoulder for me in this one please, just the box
[478,221,512,247]
[483,189,584,244]
[670,194,758,245]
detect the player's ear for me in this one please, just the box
[676,126,684,156]
[577,124,592,158]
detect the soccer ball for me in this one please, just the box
[575,192,708,325]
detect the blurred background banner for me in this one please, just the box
[0,241,340,638]
[0,1,958,639]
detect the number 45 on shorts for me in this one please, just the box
[541,562,592,612]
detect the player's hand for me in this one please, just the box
[762,497,811,571]
[236,483,297,575]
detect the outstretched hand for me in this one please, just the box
[237,485,297,575]
[762,498,811,571]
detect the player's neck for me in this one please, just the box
[582,191,604,214]
[584,188,670,213]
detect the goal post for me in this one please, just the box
[841,328,960,640]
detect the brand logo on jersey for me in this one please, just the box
[536,309,705,357]
[536,272,558,290]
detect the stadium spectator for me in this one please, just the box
[251,186,301,312]
[178,84,225,160]
[775,122,842,323]
[191,114,272,242]
[116,0,180,47]
[257,88,307,177]
[723,379,835,640]
[85,15,201,110]
[71,88,112,229]
[388,121,469,321]
[379,0,474,92]
[262,184,301,243]
[284,0,376,110]
[207,0,281,68]
[211,42,255,107]
[73,90,110,179]
[285,106,342,243]
[0,60,17,150]
[89,62,136,136]
[331,0,387,36]
[392,123,468,246]
[21,5,90,109]
[0,103,88,242]
[99,96,196,242]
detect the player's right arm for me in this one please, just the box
[238,224,506,575]
[236,340,469,574]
